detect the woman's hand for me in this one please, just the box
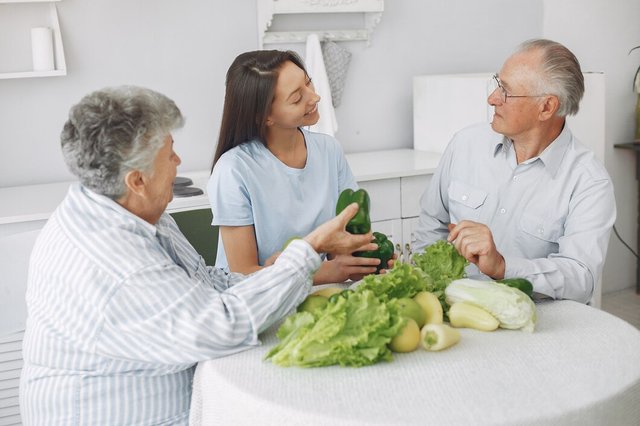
[312,254,380,284]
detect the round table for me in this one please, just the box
[189,300,640,425]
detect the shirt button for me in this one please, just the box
[513,176,518,181]
[538,228,544,234]
[500,208,506,214]
[461,195,468,201]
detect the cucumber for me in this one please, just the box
[497,278,534,298]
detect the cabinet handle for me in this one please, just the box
[395,243,403,263]
[404,243,412,262]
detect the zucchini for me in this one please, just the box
[497,278,533,298]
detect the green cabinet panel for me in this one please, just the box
[170,209,218,266]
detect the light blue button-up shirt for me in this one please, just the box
[20,183,320,425]
[414,122,616,303]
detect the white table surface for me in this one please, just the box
[189,300,640,426]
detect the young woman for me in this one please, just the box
[207,50,381,283]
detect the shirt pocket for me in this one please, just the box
[519,213,563,243]
[448,180,488,222]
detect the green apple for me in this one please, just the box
[313,287,343,298]
[281,236,301,251]
[389,318,420,353]
[396,297,426,328]
[297,295,329,316]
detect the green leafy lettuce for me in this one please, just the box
[355,261,433,300]
[412,240,468,300]
[265,290,404,368]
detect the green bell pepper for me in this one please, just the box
[497,278,534,298]
[335,188,371,234]
[355,231,395,273]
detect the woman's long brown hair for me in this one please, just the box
[211,50,308,171]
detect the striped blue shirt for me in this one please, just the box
[19,183,320,425]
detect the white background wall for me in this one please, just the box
[542,0,640,293]
[1,0,639,293]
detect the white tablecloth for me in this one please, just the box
[189,300,640,426]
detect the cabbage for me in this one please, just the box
[444,279,537,332]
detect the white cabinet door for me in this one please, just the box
[358,179,401,222]
[400,174,431,218]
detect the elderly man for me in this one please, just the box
[19,86,375,425]
[413,39,615,303]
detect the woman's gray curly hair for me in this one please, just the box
[61,86,185,199]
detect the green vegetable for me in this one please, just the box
[354,231,394,273]
[297,295,329,317]
[335,188,371,234]
[281,236,301,251]
[444,279,537,332]
[412,240,468,308]
[498,278,534,298]
[265,290,404,367]
[356,262,433,301]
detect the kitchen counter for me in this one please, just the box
[0,148,441,226]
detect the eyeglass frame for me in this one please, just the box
[490,74,548,103]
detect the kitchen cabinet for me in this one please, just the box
[0,0,66,79]
[345,149,439,262]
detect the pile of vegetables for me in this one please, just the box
[265,190,537,368]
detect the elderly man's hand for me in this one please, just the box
[447,221,505,279]
[304,203,377,255]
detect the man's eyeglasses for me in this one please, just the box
[488,74,547,103]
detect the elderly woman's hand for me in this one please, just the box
[304,203,377,255]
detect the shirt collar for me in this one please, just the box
[493,124,572,178]
[78,184,158,236]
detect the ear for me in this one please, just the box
[123,169,147,197]
[538,95,560,121]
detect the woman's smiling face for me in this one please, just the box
[267,60,321,130]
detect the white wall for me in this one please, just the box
[543,0,640,292]
[1,0,637,293]
[0,0,541,187]
[0,1,257,187]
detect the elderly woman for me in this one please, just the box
[19,86,374,425]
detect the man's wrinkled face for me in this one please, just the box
[488,50,546,139]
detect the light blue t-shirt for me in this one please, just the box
[207,128,357,270]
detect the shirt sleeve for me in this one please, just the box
[412,139,455,252]
[504,174,616,303]
[97,239,321,364]
[207,154,254,227]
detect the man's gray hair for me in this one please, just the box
[517,39,584,117]
[61,86,185,199]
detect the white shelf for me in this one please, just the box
[0,0,67,79]
[0,69,65,79]
[257,0,384,47]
